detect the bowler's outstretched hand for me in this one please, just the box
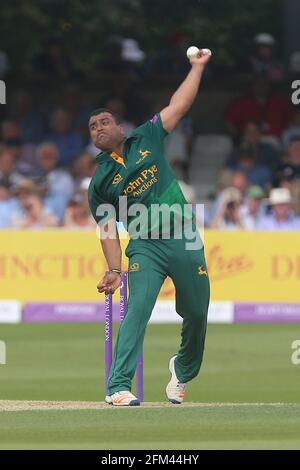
[97,272,121,295]
[189,48,212,67]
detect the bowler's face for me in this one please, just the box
[89,113,124,151]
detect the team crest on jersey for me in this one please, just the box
[112,173,123,185]
[136,149,151,164]
[198,265,208,276]
[129,263,140,272]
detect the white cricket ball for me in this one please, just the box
[201,48,212,56]
[186,46,200,59]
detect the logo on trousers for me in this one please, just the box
[0,80,6,104]
[198,265,208,276]
[129,263,140,272]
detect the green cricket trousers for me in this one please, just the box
[108,234,210,394]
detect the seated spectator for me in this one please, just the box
[240,185,266,230]
[0,179,19,228]
[249,33,285,82]
[209,170,250,226]
[0,178,10,202]
[257,188,300,230]
[63,192,95,229]
[33,175,69,223]
[228,143,272,188]
[279,178,300,216]
[274,136,300,214]
[225,77,293,140]
[79,177,92,211]
[2,179,35,228]
[275,136,300,182]
[1,120,37,174]
[147,31,191,84]
[0,147,22,186]
[211,187,244,230]
[227,121,280,170]
[282,110,300,150]
[4,179,56,228]
[9,91,45,143]
[165,117,193,180]
[36,142,75,201]
[62,84,91,142]
[230,171,249,198]
[48,108,84,167]
[62,176,96,229]
[95,35,141,92]
[12,194,58,229]
[72,151,97,189]
[1,119,22,148]
[34,36,78,86]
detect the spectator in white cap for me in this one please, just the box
[211,187,245,230]
[250,33,285,82]
[257,188,300,230]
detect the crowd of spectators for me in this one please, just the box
[0,33,299,231]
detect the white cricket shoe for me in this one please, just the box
[105,395,112,404]
[105,391,140,406]
[166,355,186,404]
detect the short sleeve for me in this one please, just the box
[133,113,168,144]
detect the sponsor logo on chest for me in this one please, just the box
[123,165,158,196]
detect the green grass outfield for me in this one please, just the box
[0,323,300,449]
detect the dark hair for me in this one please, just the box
[89,108,121,124]
[243,120,262,132]
[288,135,300,145]
[0,178,11,189]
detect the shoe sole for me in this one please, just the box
[105,394,140,406]
[166,355,183,404]
[112,399,140,407]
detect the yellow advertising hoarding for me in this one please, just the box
[0,230,299,303]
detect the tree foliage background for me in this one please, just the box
[0,0,283,78]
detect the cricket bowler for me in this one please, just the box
[88,48,211,406]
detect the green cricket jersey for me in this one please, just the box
[88,114,193,238]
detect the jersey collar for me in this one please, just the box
[95,134,137,166]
